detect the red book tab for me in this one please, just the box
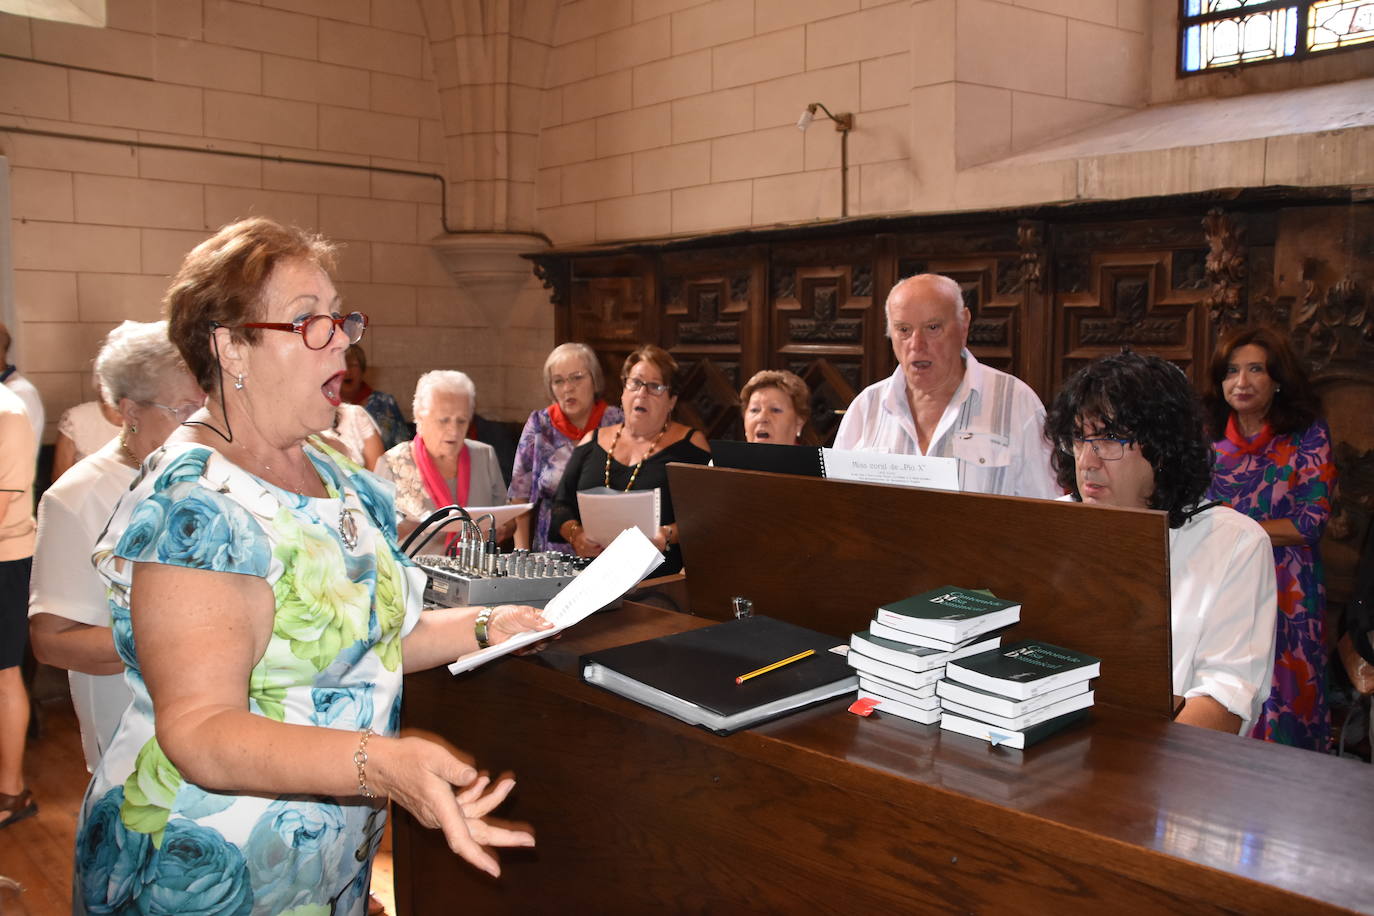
[848,696,881,717]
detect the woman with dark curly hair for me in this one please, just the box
[1204,326,1336,751]
[1046,350,1277,734]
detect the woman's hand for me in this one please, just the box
[570,530,604,558]
[651,524,675,552]
[487,605,555,646]
[371,732,534,878]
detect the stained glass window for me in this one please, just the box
[1181,0,1374,72]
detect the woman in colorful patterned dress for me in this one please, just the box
[507,343,622,553]
[73,218,551,915]
[1205,325,1337,751]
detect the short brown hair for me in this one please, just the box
[346,343,367,373]
[166,218,336,392]
[1204,325,1320,437]
[739,370,811,424]
[622,344,680,395]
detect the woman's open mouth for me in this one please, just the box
[322,371,345,406]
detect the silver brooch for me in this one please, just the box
[339,508,359,550]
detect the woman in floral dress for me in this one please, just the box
[74,218,550,915]
[1205,326,1337,752]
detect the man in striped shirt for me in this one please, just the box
[833,274,1059,498]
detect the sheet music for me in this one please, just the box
[575,486,662,546]
[447,526,665,675]
[821,448,959,491]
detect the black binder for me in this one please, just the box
[709,440,824,477]
[580,616,856,735]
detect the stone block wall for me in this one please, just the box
[0,0,543,442]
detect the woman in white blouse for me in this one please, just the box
[27,321,204,770]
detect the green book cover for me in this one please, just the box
[874,586,1021,642]
[943,640,1101,701]
[940,706,1091,749]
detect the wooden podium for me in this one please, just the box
[392,466,1374,914]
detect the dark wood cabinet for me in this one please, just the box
[529,187,1374,600]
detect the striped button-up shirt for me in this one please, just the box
[833,352,1059,498]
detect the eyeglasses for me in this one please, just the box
[551,371,589,389]
[234,312,369,350]
[1071,436,1135,460]
[623,377,670,396]
[143,400,204,423]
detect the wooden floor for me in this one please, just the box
[0,688,396,916]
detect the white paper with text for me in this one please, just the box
[822,448,959,491]
[447,526,665,674]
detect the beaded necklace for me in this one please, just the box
[604,421,669,491]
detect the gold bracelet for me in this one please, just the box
[475,607,494,649]
[354,727,376,798]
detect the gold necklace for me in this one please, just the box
[255,446,315,494]
[604,421,669,491]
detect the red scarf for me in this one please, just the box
[412,435,471,508]
[344,381,373,406]
[549,400,608,443]
[1224,412,1275,456]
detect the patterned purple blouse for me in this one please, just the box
[1207,418,1336,751]
[506,404,623,553]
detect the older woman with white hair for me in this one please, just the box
[28,320,204,771]
[375,370,507,523]
[508,343,623,553]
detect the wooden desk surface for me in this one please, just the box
[394,604,1374,915]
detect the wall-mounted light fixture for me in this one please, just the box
[797,102,855,218]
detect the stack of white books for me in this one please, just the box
[937,640,1099,749]
[847,586,1021,726]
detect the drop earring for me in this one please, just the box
[234,374,245,390]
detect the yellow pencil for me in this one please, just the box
[735,649,815,684]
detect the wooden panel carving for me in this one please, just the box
[570,275,645,345]
[771,265,873,422]
[657,248,765,440]
[661,272,746,346]
[1055,253,1207,391]
[789,357,863,445]
[534,189,1371,522]
[1295,271,1374,601]
[945,262,1022,376]
[673,356,742,439]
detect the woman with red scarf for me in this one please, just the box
[341,343,411,452]
[1205,326,1337,752]
[375,370,508,524]
[507,344,623,553]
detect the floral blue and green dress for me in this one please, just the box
[74,438,423,916]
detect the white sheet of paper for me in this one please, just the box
[822,448,959,491]
[446,526,665,675]
[575,487,661,546]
